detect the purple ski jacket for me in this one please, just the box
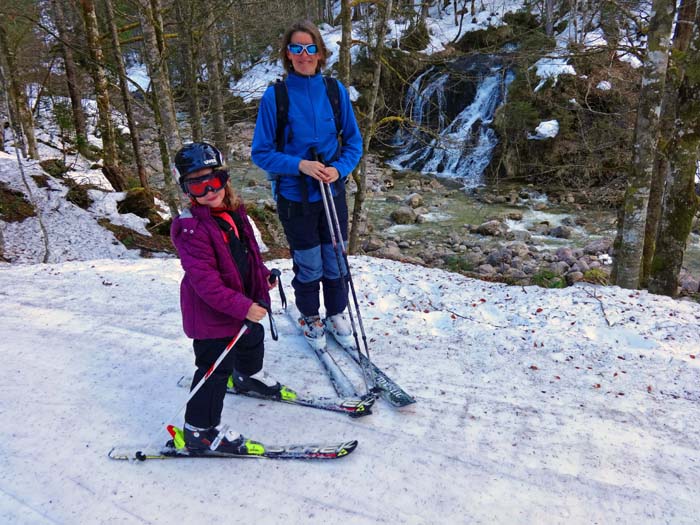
[171,204,271,340]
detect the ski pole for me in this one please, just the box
[320,179,377,389]
[311,149,375,394]
[136,320,252,461]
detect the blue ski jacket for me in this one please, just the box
[251,72,363,203]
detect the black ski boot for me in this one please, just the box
[230,369,282,397]
[183,424,247,454]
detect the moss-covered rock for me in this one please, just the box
[39,159,69,178]
[0,182,36,222]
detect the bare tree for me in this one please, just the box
[0,20,39,159]
[641,0,699,286]
[611,0,675,289]
[134,0,182,214]
[338,0,352,87]
[104,0,148,188]
[79,0,126,190]
[349,0,394,253]
[173,0,203,142]
[646,1,700,296]
[202,0,228,159]
[51,0,88,155]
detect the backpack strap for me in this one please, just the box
[273,79,290,153]
[322,76,343,161]
[212,212,250,286]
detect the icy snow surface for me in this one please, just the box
[1,153,700,524]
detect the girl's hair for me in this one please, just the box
[221,182,243,211]
[280,20,328,74]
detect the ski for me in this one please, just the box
[332,341,416,408]
[176,375,374,418]
[109,426,358,461]
[286,304,359,399]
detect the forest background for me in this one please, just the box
[0,0,698,298]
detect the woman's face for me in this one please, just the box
[287,31,320,76]
[187,167,226,208]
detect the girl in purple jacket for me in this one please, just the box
[171,142,278,454]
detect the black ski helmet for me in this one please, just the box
[174,142,223,188]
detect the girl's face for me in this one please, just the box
[186,168,226,208]
[286,31,320,76]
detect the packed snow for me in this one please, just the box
[528,120,560,140]
[2,147,700,524]
[2,2,697,522]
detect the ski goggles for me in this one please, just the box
[287,43,319,55]
[182,170,229,197]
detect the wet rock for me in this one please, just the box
[584,238,613,255]
[550,225,573,239]
[679,273,699,294]
[363,237,384,252]
[487,248,512,266]
[508,242,530,258]
[475,219,505,236]
[477,263,496,276]
[405,193,424,208]
[566,271,584,284]
[549,261,570,275]
[505,229,532,242]
[390,206,417,224]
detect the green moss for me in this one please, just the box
[582,268,609,285]
[39,159,69,178]
[401,20,430,52]
[532,269,566,288]
[444,255,474,274]
[0,182,36,222]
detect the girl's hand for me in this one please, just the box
[268,278,277,290]
[246,303,267,322]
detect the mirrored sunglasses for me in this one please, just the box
[183,170,229,198]
[287,43,319,55]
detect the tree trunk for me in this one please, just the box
[136,0,182,215]
[641,0,698,286]
[104,0,148,188]
[338,0,352,87]
[51,0,88,155]
[0,23,39,160]
[203,3,228,160]
[545,0,554,37]
[611,0,675,289]
[173,0,203,142]
[349,0,393,253]
[79,0,126,191]
[647,4,700,296]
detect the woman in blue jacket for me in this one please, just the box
[251,20,362,351]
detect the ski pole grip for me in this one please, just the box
[256,299,278,341]
[269,268,287,310]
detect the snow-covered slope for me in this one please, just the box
[1,249,699,523]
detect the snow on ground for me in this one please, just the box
[2,155,700,524]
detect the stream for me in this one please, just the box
[228,160,700,281]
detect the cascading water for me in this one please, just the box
[389,56,514,188]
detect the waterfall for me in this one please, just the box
[389,57,514,188]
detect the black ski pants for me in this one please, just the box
[184,322,264,429]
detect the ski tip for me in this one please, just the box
[339,440,358,457]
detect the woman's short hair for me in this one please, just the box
[280,20,328,74]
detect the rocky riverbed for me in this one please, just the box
[228,122,700,296]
